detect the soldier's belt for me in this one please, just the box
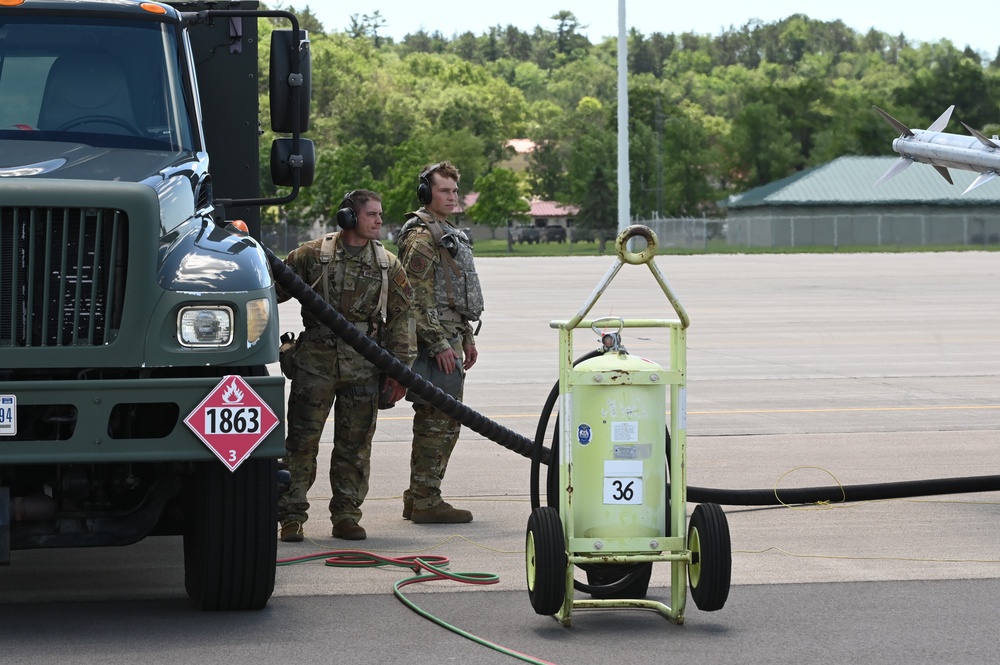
[299,321,373,343]
[437,309,465,322]
[345,383,379,397]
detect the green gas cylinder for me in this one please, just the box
[569,351,667,540]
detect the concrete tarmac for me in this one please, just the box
[2,251,999,664]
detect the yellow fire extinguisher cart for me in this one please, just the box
[525,225,731,626]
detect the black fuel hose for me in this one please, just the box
[526,365,1000,506]
[689,475,1000,506]
[528,378,561,513]
[267,246,1000,507]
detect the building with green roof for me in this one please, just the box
[725,156,1000,247]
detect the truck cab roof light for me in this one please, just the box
[141,2,167,13]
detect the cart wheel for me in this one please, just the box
[526,506,567,615]
[687,503,731,611]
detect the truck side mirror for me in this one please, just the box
[271,138,316,187]
[269,29,311,134]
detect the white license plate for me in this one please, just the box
[0,395,16,436]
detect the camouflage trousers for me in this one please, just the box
[278,339,379,527]
[404,339,465,511]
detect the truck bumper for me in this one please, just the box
[0,376,285,463]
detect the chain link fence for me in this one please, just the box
[260,222,323,256]
[263,217,731,254]
[263,211,1000,254]
[726,212,1000,248]
[632,217,726,250]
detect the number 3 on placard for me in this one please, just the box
[229,450,236,462]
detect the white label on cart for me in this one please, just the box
[603,460,643,504]
[611,421,638,442]
[678,387,687,430]
[614,444,652,460]
[0,395,15,436]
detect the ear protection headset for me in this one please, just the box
[336,190,358,230]
[416,163,443,205]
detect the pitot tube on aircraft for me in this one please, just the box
[873,104,1000,194]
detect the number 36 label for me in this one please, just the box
[603,477,643,505]
[204,407,261,435]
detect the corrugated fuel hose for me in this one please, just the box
[268,241,1000,640]
[266,245,1000,507]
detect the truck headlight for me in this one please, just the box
[178,306,234,347]
[246,297,271,344]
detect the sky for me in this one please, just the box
[299,1,1000,56]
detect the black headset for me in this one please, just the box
[336,190,358,230]
[416,163,443,205]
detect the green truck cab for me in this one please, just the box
[0,0,313,610]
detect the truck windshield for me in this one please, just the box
[0,16,194,151]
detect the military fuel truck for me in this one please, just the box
[0,0,314,610]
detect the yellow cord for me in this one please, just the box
[773,466,846,509]
[292,469,1000,566]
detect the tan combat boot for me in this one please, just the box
[279,521,304,542]
[332,518,367,540]
[410,501,472,524]
[402,496,413,520]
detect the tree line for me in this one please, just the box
[259,4,1000,237]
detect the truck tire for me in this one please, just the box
[183,457,278,610]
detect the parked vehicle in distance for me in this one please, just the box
[541,225,567,243]
[513,225,541,244]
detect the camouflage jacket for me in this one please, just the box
[278,233,416,369]
[397,209,483,354]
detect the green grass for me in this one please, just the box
[450,239,615,257]
[381,238,1000,258]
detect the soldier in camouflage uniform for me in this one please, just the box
[278,190,416,542]
[396,162,484,523]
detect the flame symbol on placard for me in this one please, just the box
[222,379,245,404]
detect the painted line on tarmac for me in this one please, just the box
[377,404,1000,420]
[687,404,1000,415]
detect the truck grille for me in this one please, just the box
[0,206,128,347]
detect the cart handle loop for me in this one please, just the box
[558,225,690,331]
[616,224,657,265]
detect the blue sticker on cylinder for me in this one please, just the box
[578,424,591,445]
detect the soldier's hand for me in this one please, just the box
[463,342,478,370]
[435,347,460,374]
[382,377,406,405]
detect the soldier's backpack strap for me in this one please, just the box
[408,210,445,243]
[407,210,460,310]
[312,231,339,304]
[371,239,390,324]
